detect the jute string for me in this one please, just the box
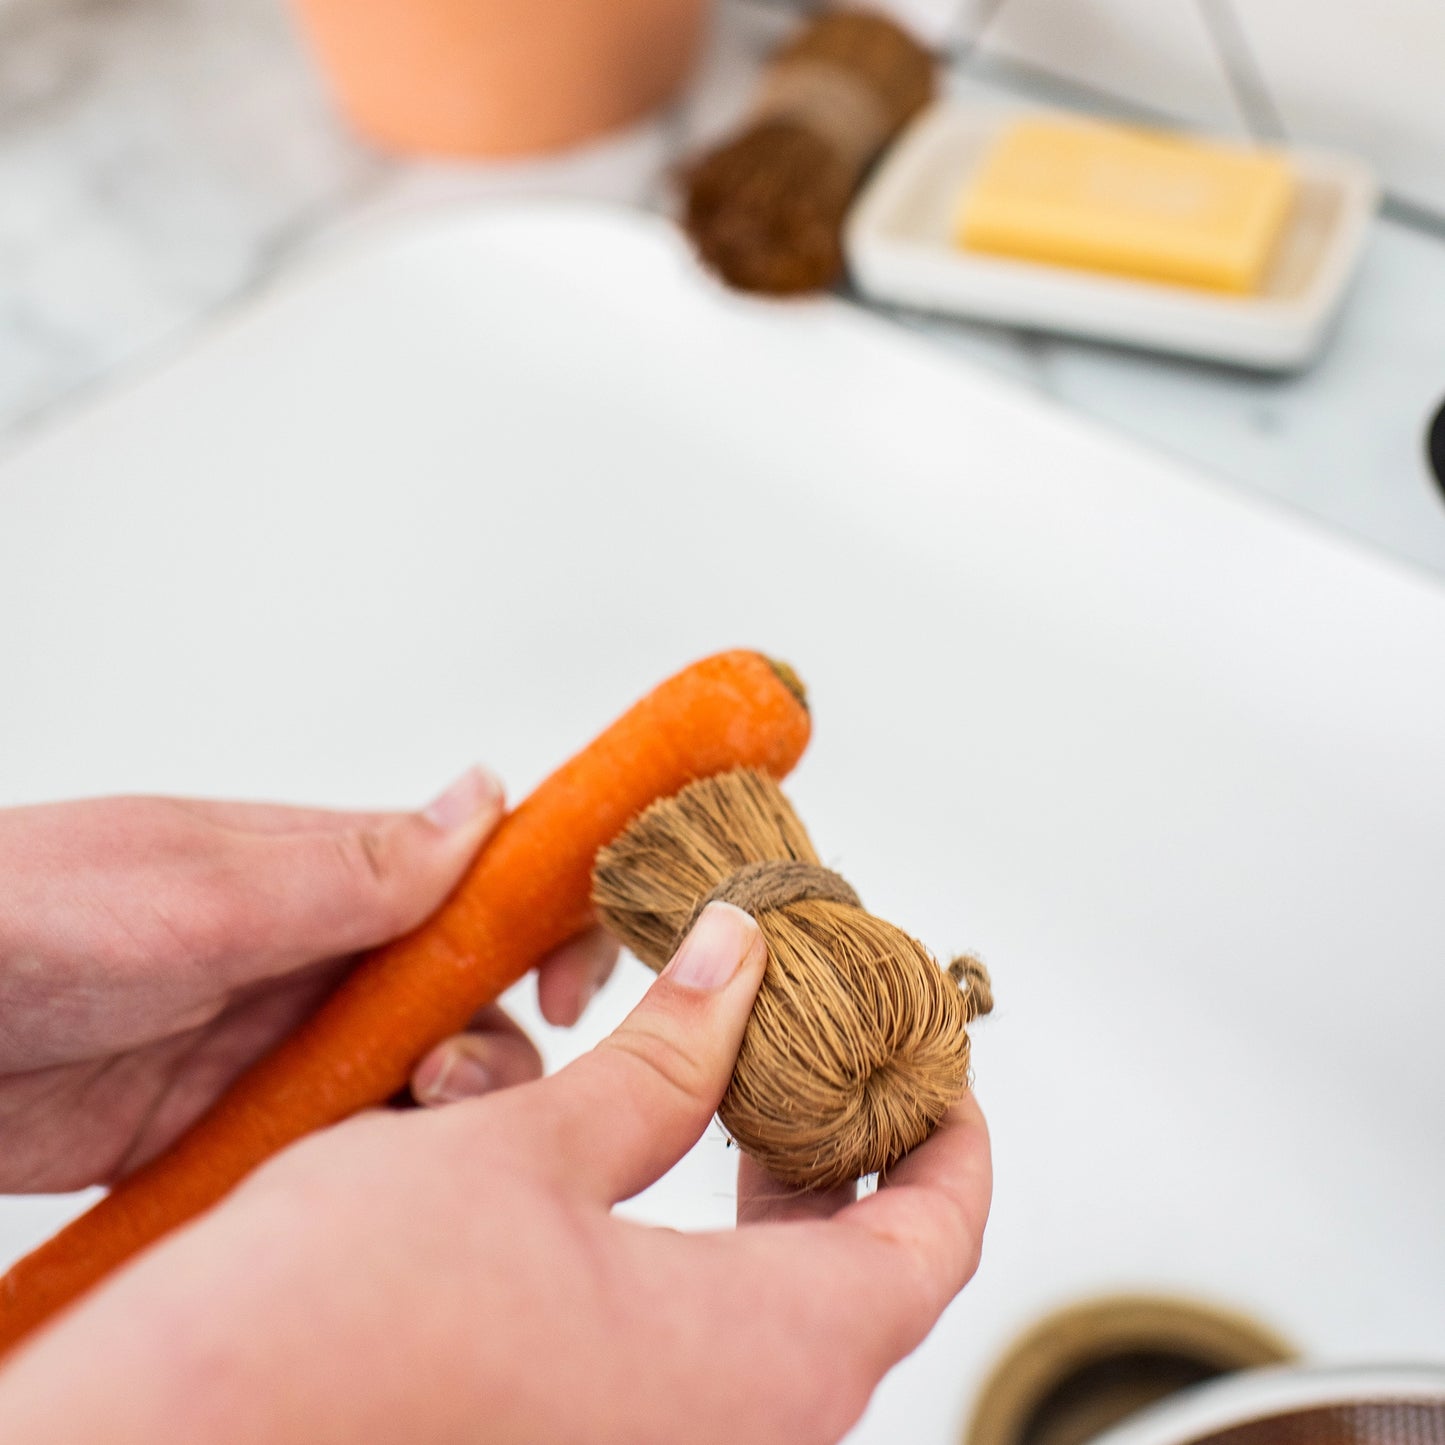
[749,58,896,177]
[686,859,860,941]
[592,769,991,1191]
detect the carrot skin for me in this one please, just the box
[0,649,810,1357]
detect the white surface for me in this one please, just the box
[972,0,1246,133]
[847,102,1377,369]
[980,0,1445,218]
[1094,1364,1445,1445]
[1220,2,1445,222]
[2,202,1444,1440]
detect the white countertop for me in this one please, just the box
[4,0,1445,576]
[5,200,1444,1437]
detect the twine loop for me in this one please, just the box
[682,857,994,1020]
[693,858,859,935]
[749,58,895,174]
[948,954,995,1021]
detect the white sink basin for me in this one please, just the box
[1,203,1442,1442]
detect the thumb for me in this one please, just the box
[520,902,768,1206]
[220,766,505,979]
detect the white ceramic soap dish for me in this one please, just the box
[845,102,1378,370]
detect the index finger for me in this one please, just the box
[787,1094,992,1370]
[844,1092,991,1299]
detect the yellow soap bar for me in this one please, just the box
[956,118,1296,293]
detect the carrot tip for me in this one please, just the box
[765,657,808,713]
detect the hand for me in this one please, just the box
[0,903,991,1445]
[0,771,618,1193]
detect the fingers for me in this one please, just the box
[411,1005,544,1105]
[722,1096,990,1388]
[536,927,620,1027]
[737,1154,857,1225]
[504,903,767,1206]
[408,924,618,1110]
[164,800,407,835]
[216,767,505,980]
[828,1094,992,1358]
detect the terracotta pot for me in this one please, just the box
[291,0,711,158]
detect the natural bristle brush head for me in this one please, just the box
[591,768,990,1190]
[684,122,854,295]
[680,10,937,296]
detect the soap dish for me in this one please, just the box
[845,101,1378,370]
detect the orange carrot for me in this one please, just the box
[0,649,810,1357]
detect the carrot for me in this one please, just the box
[0,649,810,1358]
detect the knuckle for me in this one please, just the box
[332,826,410,927]
[601,1023,715,1112]
[832,1222,947,1369]
[877,1190,975,1290]
[879,1230,945,1319]
[338,826,390,886]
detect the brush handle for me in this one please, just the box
[681,10,936,294]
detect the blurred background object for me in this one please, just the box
[970,0,1445,220]
[845,104,1377,368]
[2,0,1442,573]
[963,1294,1294,1445]
[291,0,711,157]
[682,8,936,293]
[1086,1363,1445,1445]
[1428,395,1445,501]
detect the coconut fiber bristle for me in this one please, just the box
[592,769,990,1190]
[682,9,936,295]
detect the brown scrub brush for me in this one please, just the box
[593,768,991,1190]
[681,9,936,295]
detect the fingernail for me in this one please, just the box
[416,1043,493,1105]
[663,902,763,992]
[423,766,502,832]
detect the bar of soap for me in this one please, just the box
[956,118,1296,293]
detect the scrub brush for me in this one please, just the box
[682,9,936,295]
